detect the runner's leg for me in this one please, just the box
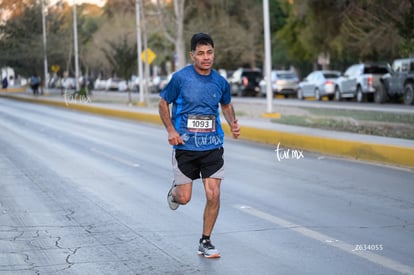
[202,178,221,236]
[172,182,193,205]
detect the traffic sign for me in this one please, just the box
[141,48,156,65]
[51,65,60,73]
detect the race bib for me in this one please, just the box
[187,115,216,132]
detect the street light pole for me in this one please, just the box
[73,0,80,92]
[141,3,150,99]
[263,0,273,114]
[41,0,48,94]
[135,0,145,105]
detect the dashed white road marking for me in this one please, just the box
[237,205,414,274]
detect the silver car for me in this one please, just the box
[260,70,299,98]
[298,70,341,101]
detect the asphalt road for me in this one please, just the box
[1,98,413,275]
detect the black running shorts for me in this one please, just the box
[172,147,224,185]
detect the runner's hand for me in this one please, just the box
[231,119,240,139]
[168,130,185,146]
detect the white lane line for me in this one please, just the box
[90,148,140,167]
[237,205,414,275]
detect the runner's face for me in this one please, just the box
[191,44,214,75]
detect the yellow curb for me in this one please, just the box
[71,103,163,125]
[136,101,147,107]
[306,96,329,101]
[261,113,281,119]
[226,125,414,169]
[0,87,26,93]
[2,93,414,169]
[0,93,163,125]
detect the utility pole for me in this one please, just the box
[141,3,150,100]
[41,0,48,94]
[263,0,273,114]
[136,0,145,105]
[73,0,80,92]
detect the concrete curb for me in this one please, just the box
[1,93,413,169]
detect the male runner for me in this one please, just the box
[159,32,240,258]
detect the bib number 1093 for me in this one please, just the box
[189,119,211,128]
[187,115,216,132]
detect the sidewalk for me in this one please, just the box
[1,89,413,169]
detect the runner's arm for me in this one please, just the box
[158,98,184,145]
[221,103,240,139]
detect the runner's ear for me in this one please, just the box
[189,51,195,62]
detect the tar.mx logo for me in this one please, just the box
[275,142,304,162]
[64,90,91,106]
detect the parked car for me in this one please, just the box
[334,63,390,102]
[118,80,127,92]
[229,68,262,97]
[297,70,341,100]
[105,78,126,91]
[260,70,299,98]
[62,77,76,90]
[128,75,154,93]
[377,58,414,105]
[151,75,168,93]
[94,78,108,90]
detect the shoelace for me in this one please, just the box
[201,240,215,249]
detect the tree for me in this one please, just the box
[102,35,137,103]
[0,0,104,80]
[337,1,398,61]
[87,11,136,77]
[277,0,345,71]
[183,0,265,69]
[156,0,185,70]
[0,0,37,19]
[104,0,135,17]
[276,0,414,73]
[7,0,412,84]
[74,4,104,77]
[0,2,44,76]
[338,0,414,60]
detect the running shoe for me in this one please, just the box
[167,181,179,210]
[198,239,220,258]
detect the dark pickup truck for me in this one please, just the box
[229,68,263,97]
[376,58,414,105]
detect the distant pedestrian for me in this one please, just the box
[30,74,40,95]
[2,77,8,90]
[159,32,240,258]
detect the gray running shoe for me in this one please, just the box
[167,182,179,210]
[198,239,220,258]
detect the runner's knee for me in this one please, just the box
[175,192,191,204]
[174,184,192,204]
[204,185,220,203]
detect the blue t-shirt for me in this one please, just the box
[160,65,231,151]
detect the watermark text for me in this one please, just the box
[275,142,304,162]
[353,244,384,252]
[64,90,91,106]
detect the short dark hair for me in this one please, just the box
[190,32,214,51]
